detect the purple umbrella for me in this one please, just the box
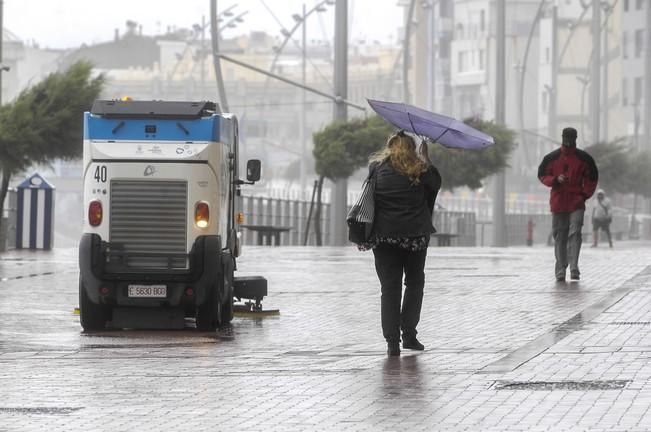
[367,99,495,150]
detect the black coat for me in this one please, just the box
[370,161,442,238]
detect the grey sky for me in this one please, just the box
[6,1,403,49]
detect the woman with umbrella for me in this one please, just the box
[361,130,441,356]
[364,100,494,356]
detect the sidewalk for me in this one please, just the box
[0,241,650,431]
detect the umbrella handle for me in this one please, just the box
[419,139,431,163]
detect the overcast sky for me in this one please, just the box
[6,0,404,49]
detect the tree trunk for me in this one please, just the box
[314,175,324,246]
[303,180,318,246]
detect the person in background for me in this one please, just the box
[591,189,613,248]
[538,127,599,282]
[361,131,441,356]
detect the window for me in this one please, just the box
[637,0,643,9]
[545,47,550,64]
[458,51,467,72]
[623,31,628,59]
[623,78,628,106]
[480,10,485,32]
[624,0,629,11]
[635,77,643,105]
[479,49,485,70]
[635,29,644,58]
[542,90,548,112]
[456,23,465,39]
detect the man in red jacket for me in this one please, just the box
[538,127,599,281]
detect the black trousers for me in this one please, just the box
[372,243,428,342]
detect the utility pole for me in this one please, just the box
[645,0,651,211]
[493,0,506,247]
[644,0,651,149]
[210,0,229,112]
[548,3,558,141]
[427,1,436,111]
[403,0,417,103]
[331,0,348,246]
[201,15,206,98]
[0,0,4,106]
[590,0,601,144]
[300,4,307,196]
[602,5,609,142]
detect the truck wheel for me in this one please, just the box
[196,286,218,331]
[220,256,234,325]
[79,277,108,331]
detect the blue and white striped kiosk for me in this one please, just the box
[16,173,55,250]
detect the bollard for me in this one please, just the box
[526,218,534,246]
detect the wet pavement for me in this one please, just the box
[1,242,651,431]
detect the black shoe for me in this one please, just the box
[387,341,400,356]
[402,337,425,351]
[556,276,565,282]
[570,272,580,280]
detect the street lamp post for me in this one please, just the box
[0,0,4,106]
[210,0,231,111]
[422,0,438,111]
[590,0,601,144]
[492,0,506,247]
[300,4,307,193]
[194,6,244,100]
[402,0,417,103]
[331,0,348,246]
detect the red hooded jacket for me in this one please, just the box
[538,146,599,213]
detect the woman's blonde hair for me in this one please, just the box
[370,131,429,184]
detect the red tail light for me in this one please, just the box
[88,200,103,227]
[195,202,210,228]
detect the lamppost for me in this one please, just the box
[576,76,590,140]
[261,0,334,194]
[194,5,245,100]
[0,0,4,106]
[421,0,439,111]
[402,0,417,103]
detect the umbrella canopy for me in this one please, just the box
[367,99,494,150]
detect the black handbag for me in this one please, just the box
[347,164,378,244]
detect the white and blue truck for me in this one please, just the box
[79,100,266,331]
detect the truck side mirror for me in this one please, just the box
[246,159,261,182]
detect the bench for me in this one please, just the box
[431,233,459,247]
[241,225,291,246]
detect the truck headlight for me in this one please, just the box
[194,201,210,228]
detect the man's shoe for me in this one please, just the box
[556,275,565,282]
[387,341,400,356]
[402,337,425,351]
[570,272,580,280]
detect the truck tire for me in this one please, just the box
[220,255,235,325]
[196,285,218,331]
[79,277,108,331]
[221,295,233,324]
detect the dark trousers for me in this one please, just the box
[552,210,584,278]
[372,244,428,343]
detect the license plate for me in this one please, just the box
[128,285,167,298]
